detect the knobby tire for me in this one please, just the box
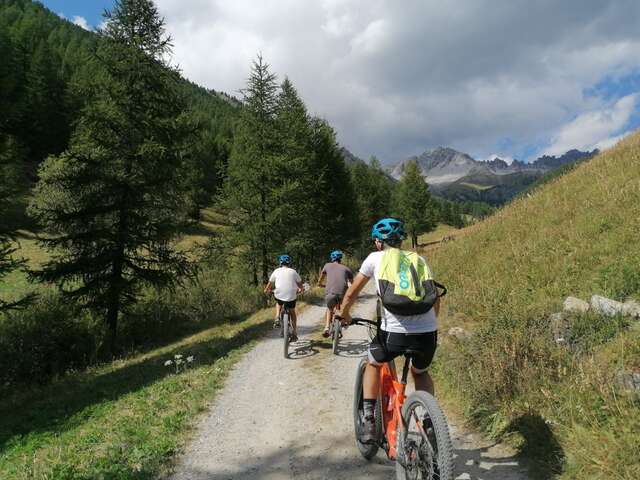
[395,390,454,480]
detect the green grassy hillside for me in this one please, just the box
[428,132,640,479]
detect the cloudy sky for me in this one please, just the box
[46,0,640,163]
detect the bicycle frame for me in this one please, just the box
[350,316,413,460]
[379,356,412,459]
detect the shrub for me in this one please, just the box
[0,294,97,386]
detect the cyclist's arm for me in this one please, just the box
[434,296,441,317]
[318,270,326,287]
[338,272,370,322]
[264,281,273,294]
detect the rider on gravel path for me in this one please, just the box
[338,218,441,444]
[318,250,353,338]
[264,254,304,342]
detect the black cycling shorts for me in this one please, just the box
[275,297,296,309]
[368,330,438,372]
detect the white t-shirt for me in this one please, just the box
[359,250,438,334]
[269,266,302,302]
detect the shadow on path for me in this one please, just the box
[506,413,564,479]
[169,428,530,480]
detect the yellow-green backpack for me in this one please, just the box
[377,248,446,315]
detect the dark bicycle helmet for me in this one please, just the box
[278,254,291,265]
[371,217,406,242]
[330,250,343,262]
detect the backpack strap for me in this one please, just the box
[409,263,422,297]
[434,280,447,297]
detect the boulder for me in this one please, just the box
[615,371,640,393]
[590,295,624,317]
[622,300,640,319]
[563,296,590,314]
[448,326,470,340]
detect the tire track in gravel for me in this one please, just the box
[166,284,529,480]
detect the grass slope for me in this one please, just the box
[0,308,273,479]
[428,133,640,479]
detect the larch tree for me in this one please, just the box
[29,0,193,353]
[224,55,280,285]
[393,160,437,249]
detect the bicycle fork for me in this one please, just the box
[394,356,436,469]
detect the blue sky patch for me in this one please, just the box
[584,70,640,102]
[42,0,115,29]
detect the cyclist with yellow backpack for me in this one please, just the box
[339,218,445,444]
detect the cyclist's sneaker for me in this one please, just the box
[291,333,298,342]
[360,415,377,444]
[322,328,330,338]
[273,317,280,328]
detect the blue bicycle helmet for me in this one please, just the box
[278,254,291,265]
[330,250,343,262]
[371,217,406,242]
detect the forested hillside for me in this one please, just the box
[0,0,237,211]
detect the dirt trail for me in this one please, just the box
[167,286,529,480]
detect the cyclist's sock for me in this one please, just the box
[363,399,377,420]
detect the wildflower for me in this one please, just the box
[175,354,183,360]
[187,356,194,363]
[164,360,173,366]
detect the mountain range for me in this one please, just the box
[342,146,597,205]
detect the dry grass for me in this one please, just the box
[428,132,640,479]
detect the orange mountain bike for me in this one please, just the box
[350,317,454,480]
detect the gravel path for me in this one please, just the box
[167,286,529,480]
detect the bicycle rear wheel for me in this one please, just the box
[353,358,381,460]
[283,311,290,358]
[396,391,454,480]
[332,318,341,355]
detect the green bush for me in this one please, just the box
[0,294,97,386]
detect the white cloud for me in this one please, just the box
[544,94,638,155]
[154,0,640,162]
[72,15,90,31]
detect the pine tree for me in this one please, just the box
[224,55,279,285]
[351,156,394,251]
[29,0,192,353]
[307,117,359,264]
[393,160,436,249]
[272,78,315,267]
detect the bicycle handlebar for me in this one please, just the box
[334,315,377,327]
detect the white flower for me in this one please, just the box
[164,360,173,366]
[174,354,183,359]
[187,356,194,363]
[176,359,184,365]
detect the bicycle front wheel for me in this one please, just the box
[396,391,454,480]
[283,312,290,358]
[332,319,341,355]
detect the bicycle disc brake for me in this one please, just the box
[399,433,434,480]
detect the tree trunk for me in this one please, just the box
[252,260,258,286]
[106,293,120,356]
[412,234,418,250]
